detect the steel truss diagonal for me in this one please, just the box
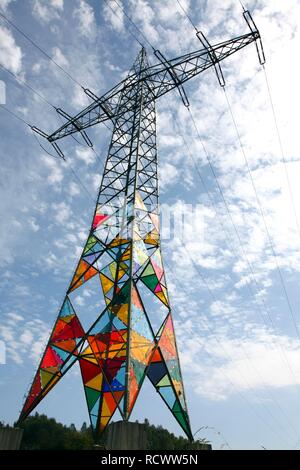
[19,11,264,442]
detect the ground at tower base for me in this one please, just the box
[1,414,211,450]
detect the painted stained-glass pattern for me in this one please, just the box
[19,48,192,441]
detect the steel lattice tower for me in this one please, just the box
[18,11,264,441]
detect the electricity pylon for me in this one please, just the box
[18,11,264,441]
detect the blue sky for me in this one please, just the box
[1,0,300,450]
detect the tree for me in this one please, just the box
[17,413,94,450]
[14,414,210,450]
[81,422,87,432]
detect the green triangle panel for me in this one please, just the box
[173,409,193,440]
[141,273,159,291]
[141,262,155,277]
[86,386,101,412]
[157,374,171,387]
[146,342,192,440]
[18,48,194,444]
[132,359,146,385]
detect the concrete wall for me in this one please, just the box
[0,427,23,450]
[191,442,212,450]
[106,421,147,450]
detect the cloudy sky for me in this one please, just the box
[1,0,300,450]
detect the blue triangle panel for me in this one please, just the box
[147,362,166,384]
[160,385,176,409]
[59,297,74,318]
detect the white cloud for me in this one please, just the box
[75,147,95,165]
[15,284,31,297]
[65,233,77,243]
[77,230,87,241]
[69,181,80,196]
[44,251,58,268]
[20,330,34,345]
[6,312,24,323]
[0,314,50,364]
[129,0,159,44]
[179,325,300,401]
[104,0,125,32]
[50,0,63,10]
[159,162,179,189]
[32,0,63,23]
[159,0,189,24]
[0,25,22,74]
[42,155,64,185]
[51,47,69,68]
[28,217,40,232]
[74,295,85,306]
[71,86,90,108]
[52,201,71,225]
[0,0,15,11]
[0,325,14,342]
[1,0,300,448]
[73,0,96,38]
[90,174,101,191]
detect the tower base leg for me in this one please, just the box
[0,427,23,450]
[105,421,147,450]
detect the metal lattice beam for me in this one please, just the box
[20,11,264,442]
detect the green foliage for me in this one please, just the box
[143,419,209,450]
[17,413,94,450]
[13,413,210,450]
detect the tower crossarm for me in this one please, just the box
[46,31,260,143]
[148,31,259,100]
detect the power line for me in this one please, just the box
[186,98,300,385]
[0,9,83,89]
[0,104,96,204]
[188,100,300,349]
[168,100,300,391]
[0,103,31,126]
[56,113,105,172]
[159,2,300,438]
[176,0,198,32]
[109,0,300,441]
[0,10,113,133]
[67,164,96,204]
[115,4,281,435]
[223,86,300,340]
[110,0,153,49]
[167,46,300,454]
[0,63,55,109]
[194,425,232,450]
[31,131,62,160]
[262,64,300,240]
[5,0,297,445]
[126,0,300,394]
[104,0,144,48]
[238,0,247,12]
[169,1,300,389]
[179,240,300,440]
[169,203,300,438]
[165,259,298,447]
[188,107,265,294]
[174,0,280,325]
[173,0,290,340]
[0,25,107,169]
[0,66,105,177]
[169,108,300,433]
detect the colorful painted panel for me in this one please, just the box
[19,48,192,443]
